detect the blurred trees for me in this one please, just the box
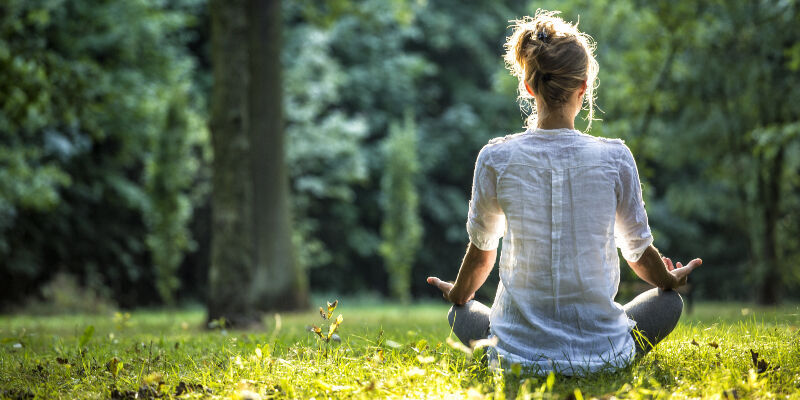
[207,0,308,326]
[1,0,799,309]
[0,0,208,308]
[285,0,525,299]
[655,0,800,304]
[380,113,423,303]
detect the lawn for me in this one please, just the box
[1,299,798,399]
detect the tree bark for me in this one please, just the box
[208,0,254,326]
[756,147,784,305]
[247,0,308,310]
[207,0,307,327]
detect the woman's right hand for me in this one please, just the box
[427,276,475,305]
[662,256,703,288]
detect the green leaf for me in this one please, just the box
[106,357,122,378]
[78,326,94,348]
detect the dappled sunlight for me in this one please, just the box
[1,302,798,398]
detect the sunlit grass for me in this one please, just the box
[0,301,798,399]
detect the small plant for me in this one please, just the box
[308,300,343,357]
[78,325,94,349]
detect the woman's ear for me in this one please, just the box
[524,81,535,96]
[579,80,587,97]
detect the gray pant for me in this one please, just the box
[448,288,683,356]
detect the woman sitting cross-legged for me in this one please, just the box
[426,10,702,375]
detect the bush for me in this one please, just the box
[22,273,116,315]
[0,0,208,308]
[380,113,423,303]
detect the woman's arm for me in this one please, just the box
[427,242,497,305]
[627,244,702,290]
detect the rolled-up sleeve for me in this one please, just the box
[466,145,506,251]
[614,146,653,262]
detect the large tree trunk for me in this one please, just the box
[207,0,253,326]
[247,0,308,310]
[207,0,307,327]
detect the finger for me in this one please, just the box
[672,267,690,279]
[428,277,454,293]
[672,260,702,279]
[438,281,454,293]
[676,262,683,269]
[427,277,448,294]
[684,258,703,271]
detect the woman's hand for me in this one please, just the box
[427,243,495,305]
[426,276,474,305]
[627,245,703,290]
[662,256,703,288]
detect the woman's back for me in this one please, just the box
[473,128,651,372]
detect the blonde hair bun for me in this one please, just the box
[504,10,599,130]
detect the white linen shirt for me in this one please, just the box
[466,128,653,375]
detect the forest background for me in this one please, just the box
[2,0,800,313]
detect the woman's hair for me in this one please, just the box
[504,10,599,130]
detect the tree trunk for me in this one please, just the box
[756,147,784,305]
[207,0,253,326]
[207,0,307,327]
[247,0,308,310]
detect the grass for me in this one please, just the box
[1,300,799,399]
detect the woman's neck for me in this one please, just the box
[536,104,577,130]
[536,113,575,130]
[534,95,581,130]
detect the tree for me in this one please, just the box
[380,113,423,303]
[0,0,206,308]
[207,0,307,327]
[639,0,800,304]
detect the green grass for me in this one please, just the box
[1,300,798,399]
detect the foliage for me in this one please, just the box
[2,0,800,305]
[610,0,800,302]
[22,273,116,315]
[286,0,524,298]
[144,93,204,305]
[380,113,423,303]
[0,303,798,398]
[283,23,368,272]
[0,0,208,307]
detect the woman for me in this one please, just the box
[426,10,702,375]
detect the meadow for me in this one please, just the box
[1,299,798,399]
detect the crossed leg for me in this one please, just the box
[447,300,491,346]
[447,288,683,356]
[624,288,683,355]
